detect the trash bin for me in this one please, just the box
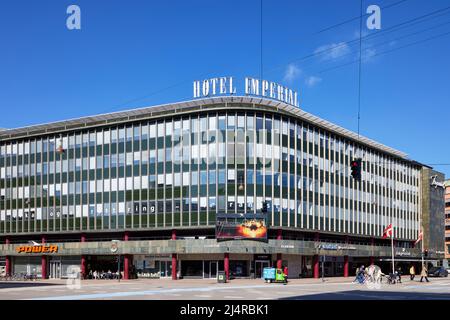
[217,271,227,283]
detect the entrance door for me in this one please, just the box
[209,261,218,279]
[255,261,270,278]
[159,261,172,278]
[50,261,61,279]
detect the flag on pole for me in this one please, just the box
[382,224,393,239]
[415,231,423,245]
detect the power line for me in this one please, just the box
[318,29,450,74]
[265,4,450,76]
[295,18,450,75]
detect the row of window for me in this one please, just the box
[0,111,421,239]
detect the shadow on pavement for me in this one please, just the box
[280,290,450,300]
[0,282,63,289]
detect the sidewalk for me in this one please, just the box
[1,276,356,288]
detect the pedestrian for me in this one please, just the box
[302,265,308,278]
[420,265,429,283]
[397,267,402,283]
[353,265,365,283]
[283,265,289,282]
[409,265,416,281]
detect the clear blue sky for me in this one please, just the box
[0,0,449,177]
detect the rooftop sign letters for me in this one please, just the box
[193,76,299,108]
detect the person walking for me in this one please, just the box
[283,266,289,282]
[302,265,308,278]
[420,265,429,283]
[396,267,402,283]
[409,265,416,281]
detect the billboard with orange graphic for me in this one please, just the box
[216,219,268,242]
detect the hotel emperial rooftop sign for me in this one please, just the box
[193,76,299,108]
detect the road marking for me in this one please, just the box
[223,296,243,299]
[195,295,212,298]
[23,280,434,300]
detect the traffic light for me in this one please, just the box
[351,158,362,181]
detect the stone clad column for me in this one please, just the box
[224,252,230,280]
[41,235,47,279]
[80,234,86,279]
[344,235,349,277]
[41,256,47,279]
[344,255,349,277]
[171,229,177,280]
[276,229,282,269]
[123,232,130,280]
[313,255,319,279]
[5,237,11,276]
[313,232,320,278]
[124,255,130,280]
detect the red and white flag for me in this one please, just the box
[382,224,393,239]
[415,231,423,245]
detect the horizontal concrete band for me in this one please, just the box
[0,239,425,258]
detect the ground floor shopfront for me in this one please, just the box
[0,253,402,280]
[1,231,437,280]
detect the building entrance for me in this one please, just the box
[49,261,61,279]
[209,261,218,279]
[255,260,270,278]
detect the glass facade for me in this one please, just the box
[0,106,421,239]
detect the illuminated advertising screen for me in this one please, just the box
[216,218,268,242]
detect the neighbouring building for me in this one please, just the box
[445,179,450,266]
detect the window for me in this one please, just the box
[227,169,235,182]
[209,116,217,130]
[142,125,149,140]
[119,128,125,143]
[96,132,103,145]
[227,115,235,129]
[126,127,133,142]
[158,122,165,137]
[209,170,216,185]
[133,152,140,166]
[218,116,226,130]
[200,171,207,185]
[111,129,118,143]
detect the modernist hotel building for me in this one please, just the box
[0,91,445,280]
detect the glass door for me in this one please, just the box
[209,261,218,279]
[50,261,61,279]
[159,261,172,278]
[255,261,270,278]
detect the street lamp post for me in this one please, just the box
[318,244,325,282]
[321,254,325,282]
[111,240,121,282]
[118,253,121,283]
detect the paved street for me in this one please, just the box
[0,277,449,300]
